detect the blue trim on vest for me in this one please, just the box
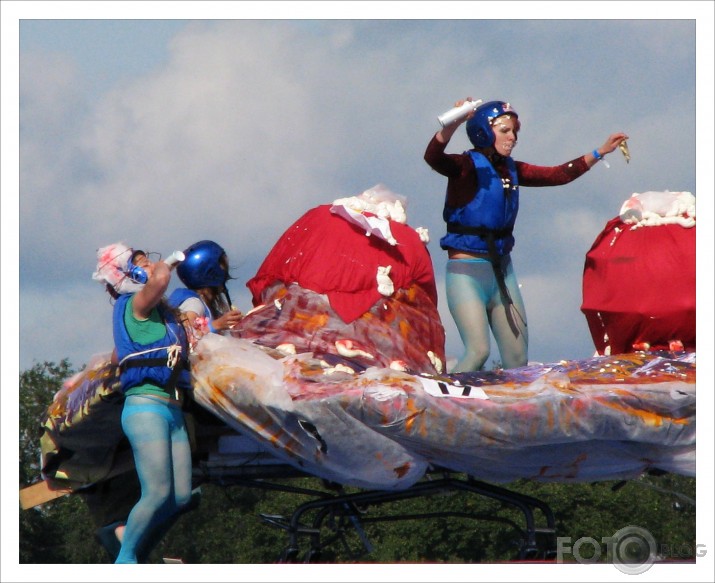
[168,287,200,309]
[113,294,190,393]
[168,287,211,386]
[440,151,519,255]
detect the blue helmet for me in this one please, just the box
[466,101,518,148]
[177,240,229,289]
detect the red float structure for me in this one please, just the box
[581,191,696,355]
[22,187,696,563]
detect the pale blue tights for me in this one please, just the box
[115,395,192,564]
[446,257,528,372]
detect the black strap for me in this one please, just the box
[486,238,521,338]
[446,222,513,239]
[120,357,166,370]
[120,356,187,394]
[164,360,186,394]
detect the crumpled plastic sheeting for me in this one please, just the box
[39,353,125,484]
[190,334,429,490]
[619,190,696,228]
[236,281,446,375]
[191,333,695,487]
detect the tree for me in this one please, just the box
[19,360,73,486]
[20,360,106,563]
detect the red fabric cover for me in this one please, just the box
[581,217,696,355]
[247,205,439,323]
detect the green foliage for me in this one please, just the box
[19,360,74,485]
[19,360,696,564]
[505,477,696,563]
[19,360,107,563]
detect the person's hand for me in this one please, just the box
[436,97,475,144]
[455,97,477,122]
[213,309,243,331]
[598,132,629,156]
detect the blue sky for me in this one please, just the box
[18,19,187,95]
[10,12,711,371]
[3,2,714,580]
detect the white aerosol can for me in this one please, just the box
[164,250,186,267]
[437,99,483,127]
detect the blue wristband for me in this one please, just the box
[592,149,603,160]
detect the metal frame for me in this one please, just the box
[196,458,557,563]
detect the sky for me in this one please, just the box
[10,12,711,372]
[3,2,714,581]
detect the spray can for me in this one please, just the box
[437,99,482,127]
[164,250,186,267]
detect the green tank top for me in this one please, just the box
[123,297,173,399]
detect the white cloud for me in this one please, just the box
[518,271,596,363]
[19,285,115,368]
[16,18,701,372]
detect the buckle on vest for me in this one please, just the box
[166,345,181,369]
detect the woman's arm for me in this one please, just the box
[424,134,466,177]
[516,157,591,186]
[435,116,463,145]
[518,132,630,186]
[424,97,476,177]
[132,261,171,319]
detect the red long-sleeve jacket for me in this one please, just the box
[424,135,591,209]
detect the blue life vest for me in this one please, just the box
[168,287,216,329]
[168,287,215,387]
[168,288,204,312]
[440,151,519,256]
[113,294,190,393]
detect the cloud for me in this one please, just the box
[17,19,701,372]
[518,271,596,363]
[19,285,115,368]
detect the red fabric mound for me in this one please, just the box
[247,205,438,324]
[241,204,445,373]
[581,217,695,355]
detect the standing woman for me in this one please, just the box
[93,243,192,563]
[168,240,242,345]
[425,98,628,372]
